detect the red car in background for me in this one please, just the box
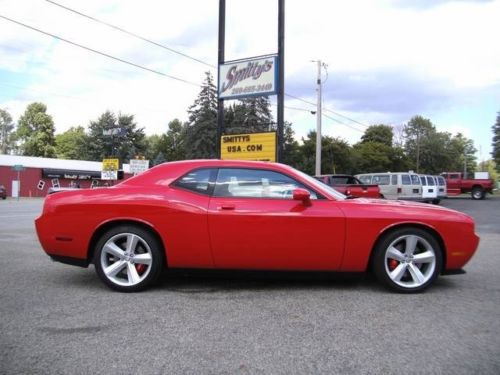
[315,174,382,198]
[35,160,479,293]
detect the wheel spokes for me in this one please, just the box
[390,263,407,282]
[408,263,426,284]
[126,234,139,254]
[104,260,127,278]
[413,251,435,264]
[404,235,418,255]
[387,246,405,262]
[103,242,125,259]
[134,253,152,265]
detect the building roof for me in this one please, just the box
[0,154,131,173]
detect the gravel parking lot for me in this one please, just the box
[1,196,499,374]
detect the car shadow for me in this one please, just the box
[158,269,381,294]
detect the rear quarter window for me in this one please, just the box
[173,168,216,195]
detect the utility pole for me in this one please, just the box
[416,129,420,173]
[315,60,323,176]
[277,0,285,162]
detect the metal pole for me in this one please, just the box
[216,0,226,159]
[277,0,285,163]
[416,129,420,173]
[315,60,322,176]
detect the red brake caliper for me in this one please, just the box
[135,264,146,274]
[388,259,399,271]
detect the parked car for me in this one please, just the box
[435,175,448,200]
[35,160,479,293]
[441,172,494,200]
[314,174,382,198]
[0,185,6,200]
[419,175,439,204]
[356,172,423,201]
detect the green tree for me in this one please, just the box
[296,131,353,175]
[55,126,89,160]
[16,102,56,157]
[361,124,394,147]
[0,108,15,154]
[492,112,500,172]
[164,119,187,161]
[403,115,435,173]
[352,141,394,173]
[87,111,146,163]
[185,72,218,159]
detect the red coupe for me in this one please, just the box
[35,160,479,293]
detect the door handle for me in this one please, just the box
[219,204,235,210]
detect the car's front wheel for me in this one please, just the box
[94,225,164,292]
[373,228,442,293]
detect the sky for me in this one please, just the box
[0,0,499,161]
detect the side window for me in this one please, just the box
[426,176,435,186]
[391,175,397,185]
[420,176,427,186]
[449,174,459,180]
[358,175,372,184]
[214,168,317,199]
[401,175,411,185]
[373,175,390,185]
[411,175,421,185]
[173,168,215,195]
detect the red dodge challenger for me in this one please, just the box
[35,160,479,293]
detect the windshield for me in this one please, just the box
[293,168,346,200]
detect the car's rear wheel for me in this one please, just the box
[373,228,442,293]
[94,226,164,292]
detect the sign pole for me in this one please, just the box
[277,0,285,163]
[216,0,226,159]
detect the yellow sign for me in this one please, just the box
[221,132,276,162]
[102,158,119,171]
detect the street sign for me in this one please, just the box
[101,170,118,180]
[11,164,25,171]
[102,158,119,171]
[130,159,150,174]
[221,132,276,162]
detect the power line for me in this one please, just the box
[43,1,370,130]
[285,92,370,128]
[322,113,364,133]
[45,0,216,69]
[0,14,202,87]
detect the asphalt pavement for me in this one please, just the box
[0,195,499,374]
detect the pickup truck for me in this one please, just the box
[315,174,382,198]
[441,172,494,200]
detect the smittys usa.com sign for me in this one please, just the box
[218,55,278,100]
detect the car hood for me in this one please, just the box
[341,197,474,222]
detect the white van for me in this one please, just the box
[435,175,447,200]
[419,175,439,204]
[356,172,422,201]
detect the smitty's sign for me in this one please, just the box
[219,55,278,100]
[220,132,276,162]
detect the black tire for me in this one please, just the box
[94,225,164,292]
[432,199,440,205]
[471,187,484,200]
[372,227,442,293]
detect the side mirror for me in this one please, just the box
[293,188,311,206]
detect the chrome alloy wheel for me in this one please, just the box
[384,234,437,289]
[100,233,153,287]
